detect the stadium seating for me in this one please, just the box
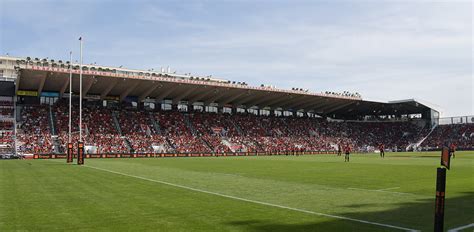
[117,110,166,153]
[12,101,474,155]
[0,121,14,130]
[421,124,474,149]
[188,112,233,152]
[153,111,212,153]
[54,101,129,153]
[17,105,54,154]
[0,99,15,155]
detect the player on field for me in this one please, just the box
[344,144,351,162]
[449,143,456,159]
[337,144,342,156]
[379,143,385,158]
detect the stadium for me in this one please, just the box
[1,54,472,158]
[2,2,474,232]
[0,53,473,231]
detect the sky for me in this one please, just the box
[0,0,472,117]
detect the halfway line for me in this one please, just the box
[83,164,419,232]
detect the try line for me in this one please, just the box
[83,164,419,232]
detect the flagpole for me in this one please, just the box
[68,51,72,144]
[79,37,83,142]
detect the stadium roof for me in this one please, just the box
[5,56,437,118]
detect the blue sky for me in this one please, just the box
[0,0,472,116]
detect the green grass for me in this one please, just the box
[1,151,473,231]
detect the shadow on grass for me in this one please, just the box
[226,192,474,232]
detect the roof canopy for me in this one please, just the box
[11,58,437,119]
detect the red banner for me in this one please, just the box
[32,151,337,159]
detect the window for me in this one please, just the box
[161,103,172,111]
[0,70,3,77]
[283,111,293,117]
[144,102,155,109]
[178,104,188,112]
[247,108,258,115]
[222,107,232,114]
[41,96,58,105]
[205,106,217,113]
[260,109,270,116]
[193,105,203,112]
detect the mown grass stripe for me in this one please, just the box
[84,164,420,232]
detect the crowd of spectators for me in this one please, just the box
[17,105,54,154]
[421,124,474,149]
[0,101,15,130]
[0,100,15,154]
[117,110,161,153]
[154,111,212,153]
[0,100,13,106]
[14,101,474,155]
[54,102,129,153]
[0,108,14,118]
[0,131,14,155]
[166,111,427,153]
[324,91,361,99]
[189,112,236,152]
[0,121,14,130]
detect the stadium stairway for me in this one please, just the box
[229,118,244,136]
[253,139,265,152]
[48,105,57,136]
[413,124,438,149]
[279,117,291,135]
[112,111,132,152]
[165,137,177,151]
[201,137,214,152]
[221,138,236,152]
[123,137,133,153]
[184,113,197,136]
[111,111,123,135]
[149,112,161,134]
[47,106,62,154]
[15,105,22,123]
[52,137,62,153]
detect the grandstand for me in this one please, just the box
[0,55,472,158]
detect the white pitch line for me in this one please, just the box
[377,187,400,191]
[348,187,418,196]
[448,223,474,232]
[47,159,422,197]
[83,165,419,232]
